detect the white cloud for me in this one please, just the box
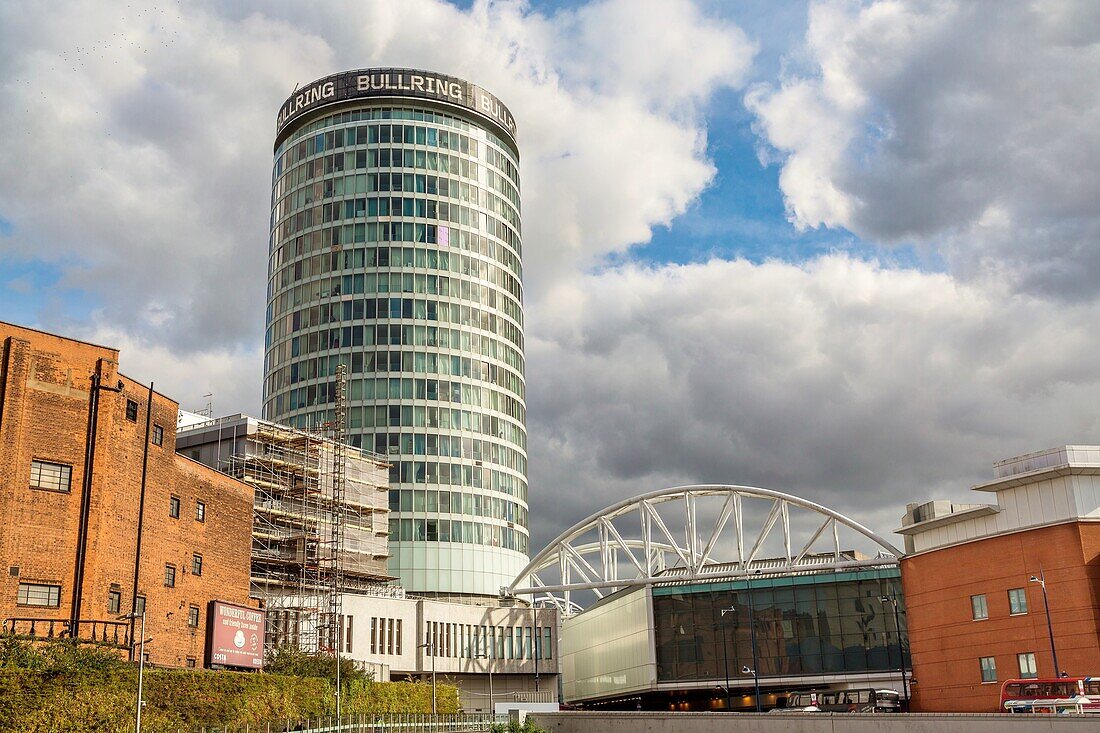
[746,0,1100,297]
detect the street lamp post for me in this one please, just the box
[879,595,909,708]
[418,641,437,716]
[477,652,495,717]
[1029,570,1060,676]
[719,606,735,712]
[746,592,761,712]
[119,610,147,733]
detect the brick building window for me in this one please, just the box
[17,582,61,607]
[191,554,203,576]
[152,424,164,446]
[164,564,176,588]
[135,596,146,615]
[108,589,121,614]
[979,656,997,682]
[971,594,988,620]
[1008,588,1028,615]
[188,605,200,628]
[196,501,206,522]
[169,496,180,518]
[30,460,72,493]
[126,399,139,422]
[186,658,196,668]
[1018,652,1038,678]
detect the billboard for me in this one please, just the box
[205,600,265,670]
[275,68,517,146]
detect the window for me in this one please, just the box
[971,594,988,620]
[30,460,72,492]
[108,589,121,614]
[980,656,998,682]
[152,424,164,446]
[126,399,138,422]
[1008,588,1028,615]
[188,605,200,628]
[186,658,196,668]
[191,554,203,576]
[17,582,61,607]
[169,496,181,519]
[1018,652,1038,678]
[135,596,146,615]
[196,501,206,522]
[164,564,176,587]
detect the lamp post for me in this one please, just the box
[418,641,437,716]
[719,606,735,712]
[746,592,761,712]
[879,595,909,707]
[1029,570,1060,676]
[119,610,147,733]
[476,652,495,717]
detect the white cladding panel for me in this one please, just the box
[560,588,655,702]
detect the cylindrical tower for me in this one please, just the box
[264,69,526,598]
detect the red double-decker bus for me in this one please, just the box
[1000,677,1100,714]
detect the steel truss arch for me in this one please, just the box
[505,484,901,615]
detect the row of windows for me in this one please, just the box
[278,123,480,174]
[163,555,203,586]
[276,112,519,189]
[369,424,526,474]
[269,281,523,353]
[271,235,523,311]
[390,487,527,526]
[269,347,525,411]
[271,220,521,284]
[124,401,166,448]
[275,191,520,259]
[19,583,202,630]
[272,285,521,361]
[330,401,527,450]
[276,348,524,418]
[971,588,1028,620]
[370,617,402,655]
[276,156,518,229]
[388,459,527,501]
[426,621,551,661]
[979,652,1038,682]
[393,517,527,552]
[168,495,206,522]
[272,193,522,261]
[270,310,524,376]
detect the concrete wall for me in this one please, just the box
[530,712,1100,732]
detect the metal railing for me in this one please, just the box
[3,617,131,648]
[188,713,500,733]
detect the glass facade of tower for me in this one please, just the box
[264,69,526,597]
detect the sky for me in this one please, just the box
[1,0,1099,553]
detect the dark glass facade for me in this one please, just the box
[653,569,909,682]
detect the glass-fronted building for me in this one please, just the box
[264,69,526,597]
[560,563,910,710]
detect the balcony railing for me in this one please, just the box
[3,617,132,649]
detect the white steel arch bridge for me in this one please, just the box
[504,484,902,617]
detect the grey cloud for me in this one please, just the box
[524,256,1100,549]
[746,0,1100,299]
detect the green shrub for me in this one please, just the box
[0,635,461,732]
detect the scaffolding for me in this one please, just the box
[223,402,391,655]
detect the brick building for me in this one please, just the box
[0,321,255,668]
[897,446,1100,712]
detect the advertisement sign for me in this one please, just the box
[205,600,265,670]
[275,68,517,145]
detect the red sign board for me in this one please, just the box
[205,601,265,669]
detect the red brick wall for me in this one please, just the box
[0,322,254,667]
[901,521,1100,712]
